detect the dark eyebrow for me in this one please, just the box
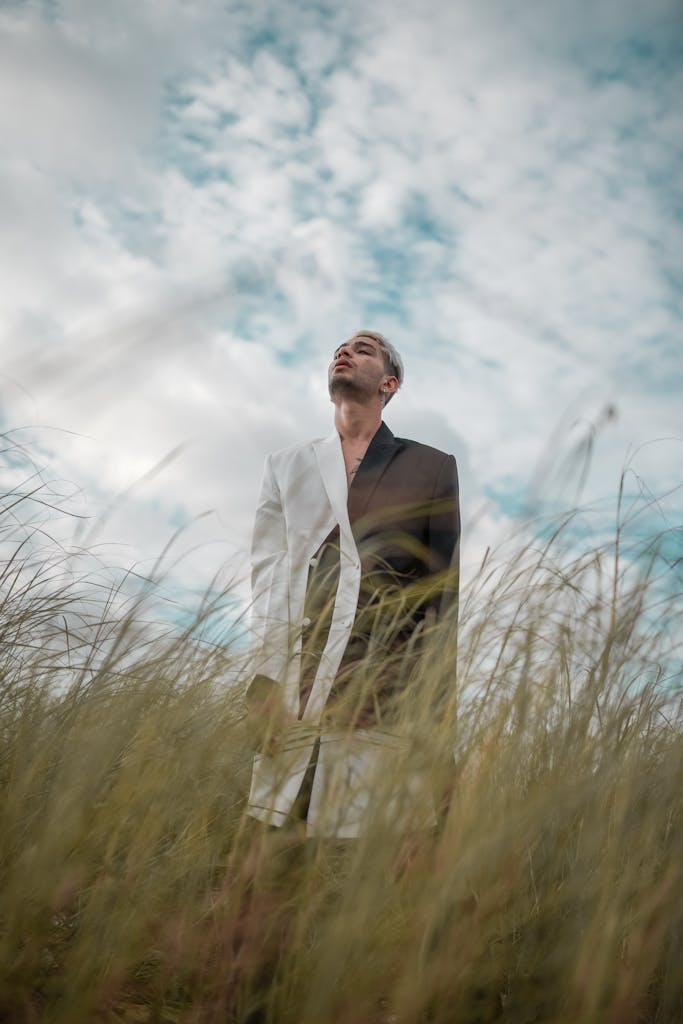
[333,340,378,357]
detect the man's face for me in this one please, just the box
[328,336,389,401]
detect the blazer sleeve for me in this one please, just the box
[428,453,461,622]
[249,454,291,685]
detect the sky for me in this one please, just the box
[1,0,681,633]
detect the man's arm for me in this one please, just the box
[249,454,291,688]
[427,453,461,622]
[425,454,460,828]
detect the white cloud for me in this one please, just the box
[1,0,680,616]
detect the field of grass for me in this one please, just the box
[1,465,681,1023]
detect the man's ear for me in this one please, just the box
[383,376,399,396]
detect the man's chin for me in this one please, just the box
[329,377,365,400]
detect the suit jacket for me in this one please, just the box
[247,421,460,836]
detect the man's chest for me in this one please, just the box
[341,439,371,488]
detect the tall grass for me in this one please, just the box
[1,454,681,1023]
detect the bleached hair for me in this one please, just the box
[344,330,404,405]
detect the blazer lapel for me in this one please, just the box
[347,421,403,525]
[312,431,351,535]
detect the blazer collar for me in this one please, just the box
[348,421,403,525]
[312,431,350,537]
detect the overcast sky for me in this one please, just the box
[2,0,681,622]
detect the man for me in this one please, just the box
[246,331,460,838]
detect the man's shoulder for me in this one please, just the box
[265,435,327,465]
[377,421,456,464]
[394,436,456,464]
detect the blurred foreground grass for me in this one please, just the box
[1,462,682,1023]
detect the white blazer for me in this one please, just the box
[247,427,456,837]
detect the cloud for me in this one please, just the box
[1,0,680,616]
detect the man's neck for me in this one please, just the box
[333,398,383,443]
